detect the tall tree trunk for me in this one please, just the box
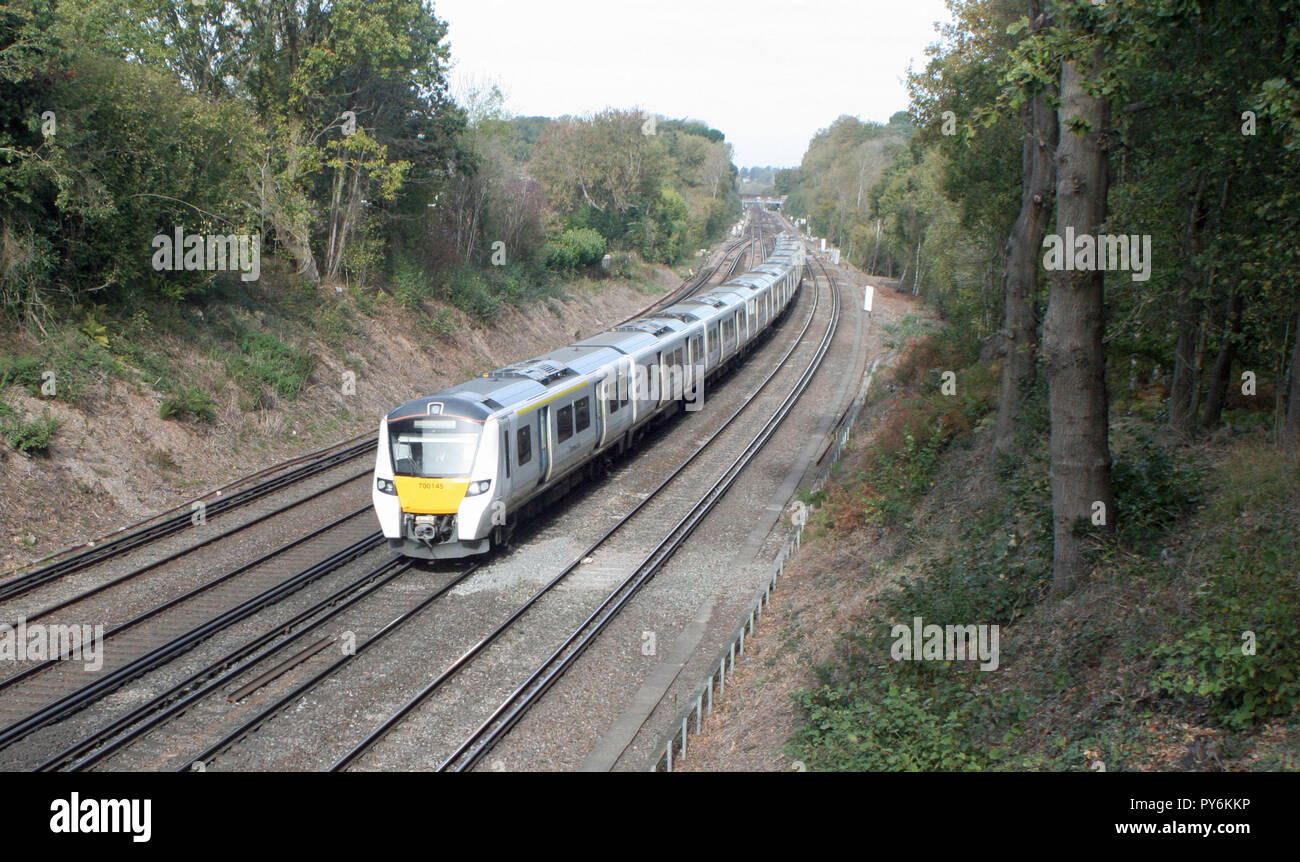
[1042,52,1113,595]
[1199,288,1243,432]
[991,17,1058,459]
[1284,294,1300,447]
[1168,185,1206,437]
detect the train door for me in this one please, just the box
[690,334,704,404]
[511,412,540,495]
[500,422,512,500]
[655,350,665,407]
[596,376,608,449]
[537,405,551,484]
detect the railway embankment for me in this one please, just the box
[678,311,1299,772]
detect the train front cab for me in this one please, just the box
[374,398,499,559]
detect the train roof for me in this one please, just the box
[533,343,624,375]
[386,393,499,423]
[723,274,770,290]
[383,230,803,423]
[575,328,660,353]
[656,302,713,321]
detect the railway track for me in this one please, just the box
[435,246,840,771]
[32,558,490,771]
[0,521,391,765]
[0,436,377,601]
[616,206,768,326]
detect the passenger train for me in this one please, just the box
[372,229,806,559]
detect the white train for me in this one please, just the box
[373,231,806,559]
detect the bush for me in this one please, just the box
[2,408,61,454]
[1110,428,1204,546]
[439,267,502,322]
[1150,534,1300,729]
[0,354,44,390]
[607,251,642,279]
[159,386,217,422]
[545,228,606,270]
[790,679,987,771]
[391,257,430,309]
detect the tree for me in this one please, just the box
[990,0,1057,459]
[1042,46,1113,594]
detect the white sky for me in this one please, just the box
[433,0,955,168]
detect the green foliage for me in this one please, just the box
[545,228,607,270]
[1110,429,1204,547]
[828,331,994,531]
[437,266,503,322]
[0,353,43,389]
[1151,535,1300,729]
[791,678,988,771]
[159,385,217,422]
[228,332,314,403]
[1,407,60,454]
[391,257,430,309]
[605,251,644,280]
[530,109,739,265]
[781,115,916,275]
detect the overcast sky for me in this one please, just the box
[433,0,955,168]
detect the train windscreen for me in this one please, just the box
[388,417,480,477]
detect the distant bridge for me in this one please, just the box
[740,194,786,209]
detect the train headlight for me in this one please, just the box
[376,477,397,495]
[466,479,491,497]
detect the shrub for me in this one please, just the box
[2,408,61,454]
[439,267,502,322]
[1150,535,1300,729]
[790,679,987,771]
[545,228,606,270]
[607,251,642,279]
[159,386,217,422]
[0,353,44,389]
[391,257,430,309]
[1110,428,1204,546]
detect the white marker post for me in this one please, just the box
[863,284,875,316]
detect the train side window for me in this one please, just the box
[557,404,573,442]
[575,397,590,432]
[503,429,510,477]
[518,425,532,465]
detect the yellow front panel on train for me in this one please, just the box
[394,476,469,514]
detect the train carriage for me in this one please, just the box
[374,231,807,559]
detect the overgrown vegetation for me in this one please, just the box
[785,0,1299,771]
[1,1,738,412]
[790,340,1296,771]
[0,401,61,454]
[159,385,217,422]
